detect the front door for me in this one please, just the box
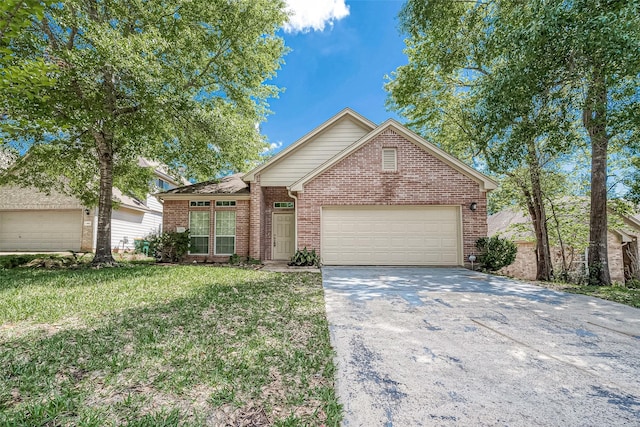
[273,212,295,260]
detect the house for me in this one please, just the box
[157,108,497,266]
[0,158,183,252]
[488,207,640,283]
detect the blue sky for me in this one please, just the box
[261,1,408,153]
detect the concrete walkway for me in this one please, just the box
[322,267,640,426]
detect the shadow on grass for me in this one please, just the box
[0,271,338,426]
[0,264,176,292]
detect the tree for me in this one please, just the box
[1,0,55,96]
[386,0,567,281]
[387,0,640,285]
[0,0,288,265]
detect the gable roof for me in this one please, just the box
[243,108,376,182]
[289,119,498,192]
[488,209,532,241]
[155,174,249,200]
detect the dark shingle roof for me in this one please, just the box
[159,173,248,195]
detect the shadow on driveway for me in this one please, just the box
[322,267,640,426]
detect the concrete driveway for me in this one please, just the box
[322,267,640,426]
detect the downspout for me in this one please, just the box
[287,189,298,252]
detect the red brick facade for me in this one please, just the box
[295,128,487,265]
[164,125,491,266]
[162,199,250,262]
[242,130,487,261]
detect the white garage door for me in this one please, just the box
[0,210,82,251]
[322,206,461,266]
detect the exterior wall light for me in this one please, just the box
[468,254,477,270]
[470,202,478,211]
[84,208,91,215]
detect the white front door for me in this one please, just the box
[273,212,295,260]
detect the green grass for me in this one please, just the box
[548,283,640,308]
[0,265,341,426]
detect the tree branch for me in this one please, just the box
[41,15,60,50]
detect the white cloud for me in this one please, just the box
[283,0,350,33]
[263,141,284,153]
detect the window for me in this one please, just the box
[190,201,210,207]
[215,200,236,207]
[189,211,210,254]
[156,178,174,191]
[274,202,294,208]
[215,211,236,255]
[382,148,397,171]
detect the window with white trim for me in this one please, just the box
[215,211,236,255]
[190,201,210,207]
[382,148,397,171]
[274,202,294,208]
[189,211,210,254]
[215,200,236,207]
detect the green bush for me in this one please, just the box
[626,278,640,289]
[476,236,517,272]
[289,247,320,267]
[147,230,190,262]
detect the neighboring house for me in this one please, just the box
[157,108,498,266]
[488,207,640,283]
[0,158,183,252]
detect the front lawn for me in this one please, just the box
[541,282,640,309]
[0,265,340,426]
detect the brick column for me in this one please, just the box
[249,176,263,260]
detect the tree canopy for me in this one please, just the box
[387,0,640,285]
[0,0,289,264]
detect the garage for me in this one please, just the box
[321,206,462,266]
[0,210,83,251]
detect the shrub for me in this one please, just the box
[289,247,320,267]
[147,230,190,262]
[626,278,640,289]
[475,236,517,272]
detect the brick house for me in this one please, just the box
[0,158,182,252]
[488,207,640,283]
[157,108,498,266]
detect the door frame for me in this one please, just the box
[272,211,295,260]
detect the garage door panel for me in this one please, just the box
[322,206,461,266]
[0,211,82,251]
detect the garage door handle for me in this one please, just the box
[273,238,276,247]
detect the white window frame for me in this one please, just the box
[382,148,397,172]
[189,211,210,254]
[214,211,236,255]
[274,201,294,209]
[215,200,236,207]
[190,201,211,207]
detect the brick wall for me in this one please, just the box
[260,187,295,260]
[81,209,95,251]
[249,177,263,259]
[0,184,83,210]
[295,128,488,265]
[499,241,537,280]
[500,231,626,282]
[162,199,249,262]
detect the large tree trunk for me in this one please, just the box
[92,130,116,266]
[522,138,554,281]
[583,70,611,285]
